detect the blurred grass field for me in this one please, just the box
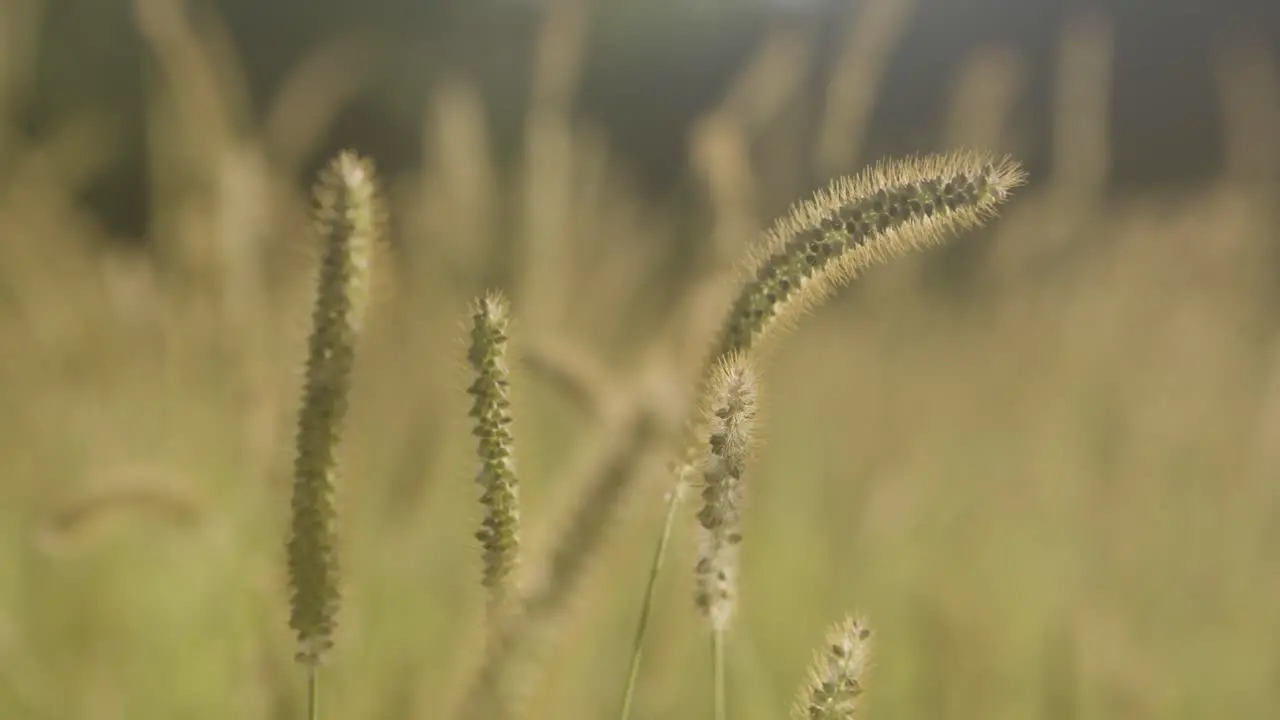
[2,1,1279,718]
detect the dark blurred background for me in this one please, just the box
[18,0,1280,237]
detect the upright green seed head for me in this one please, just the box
[466,291,521,613]
[792,617,873,720]
[693,352,758,632]
[286,150,381,665]
[716,151,1026,358]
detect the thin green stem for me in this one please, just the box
[617,476,688,720]
[712,629,726,720]
[307,664,320,720]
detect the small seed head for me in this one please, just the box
[466,291,522,613]
[792,617,874,720]
[693,352,758,632]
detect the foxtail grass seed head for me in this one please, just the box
[287,150,382,665]
[792,617,873,720]
[467,291,521,612]
[694,352,758,632]
[716,151,1026,358]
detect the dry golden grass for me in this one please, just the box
[1,1,1278,719]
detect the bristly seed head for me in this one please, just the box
[694,352,758,632]
[467,290,521,614]
[287,150,382,666]
[792,616,873,720]
[715,151,1026,358]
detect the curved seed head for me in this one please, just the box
[716,151,1026,358]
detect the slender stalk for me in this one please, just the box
[617,476,687,720]
[712,629,727,720]
[307,664,319,720]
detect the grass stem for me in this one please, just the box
[617,476,687,720]
[713,628,726,720]
[307,663,320,720]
